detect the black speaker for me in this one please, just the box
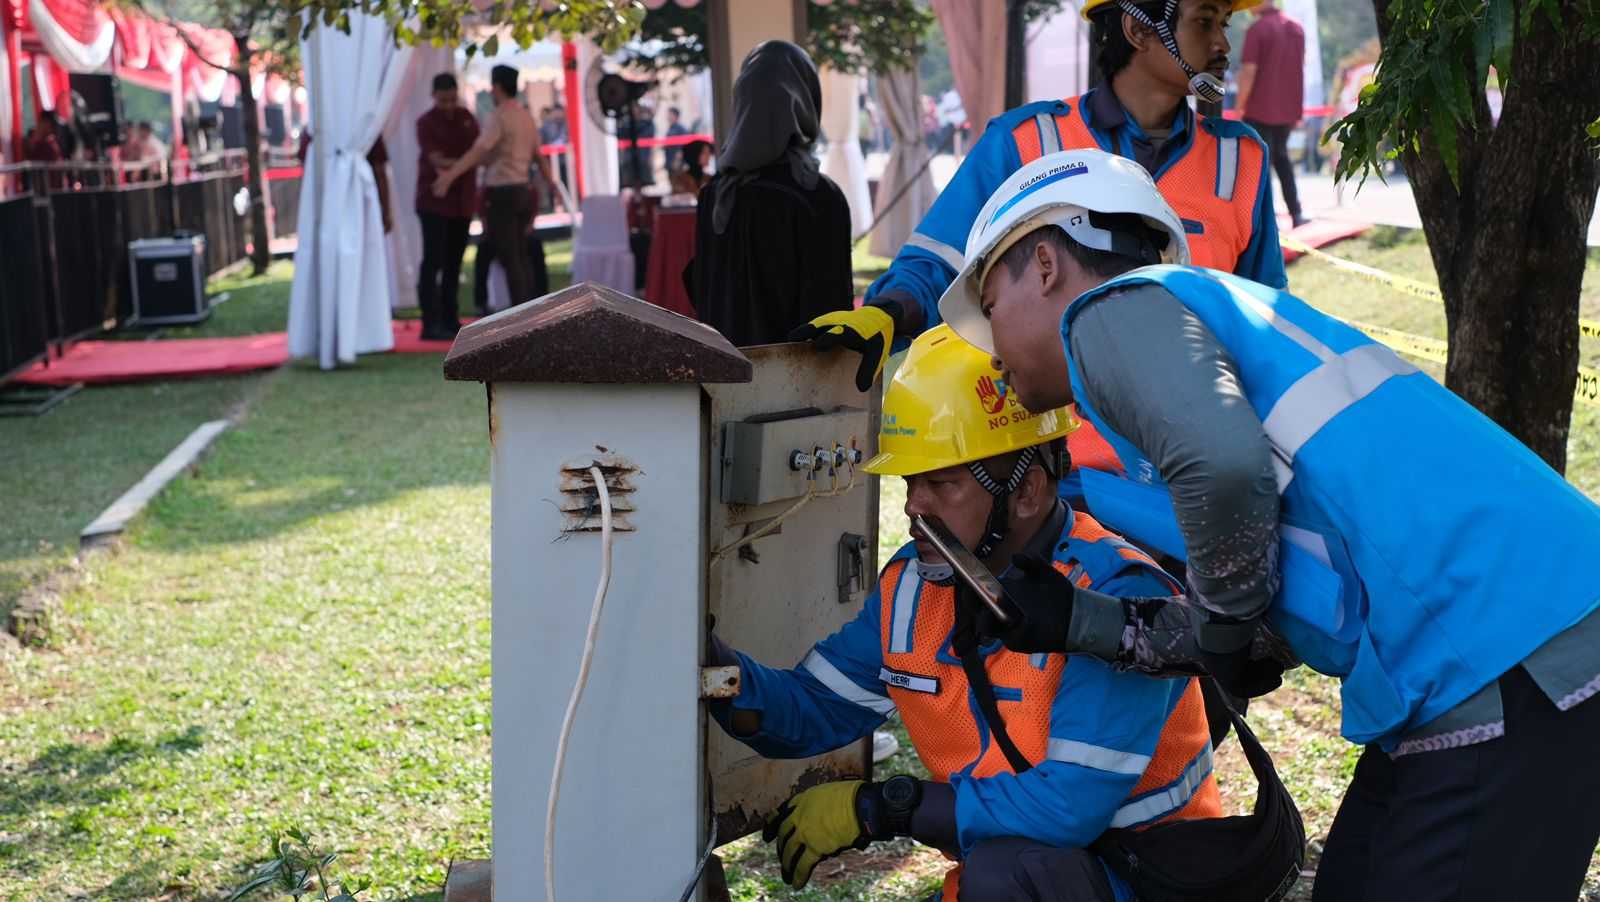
[128,235,210,325]
[68,73,121,143]
[264,105,287,147]
[218,104,245,149]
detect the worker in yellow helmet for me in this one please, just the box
[705,326,1244,902]
[792,0,1287,509]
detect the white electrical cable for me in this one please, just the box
[707,488,816,564]
[545,465,614,902]
[707,456,863,566]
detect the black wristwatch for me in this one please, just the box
[879,775,923,837]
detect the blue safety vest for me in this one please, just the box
[1062,265,1600,747]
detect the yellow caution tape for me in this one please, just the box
[1347,319,1600,408]
[1347,321,1448,365]
[1282,235,1600,341]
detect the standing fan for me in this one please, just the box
[582,57,655,188]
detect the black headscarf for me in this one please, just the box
[710,40,823,234]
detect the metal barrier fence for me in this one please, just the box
[0,191,49,381]
[266,168,302,240]
[0,151,249,383]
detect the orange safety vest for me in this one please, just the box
[1012,96,1267,478]
[879,512,1220,900]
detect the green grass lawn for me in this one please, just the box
[1,229,1598,900]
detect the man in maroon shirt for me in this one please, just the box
[414,72,480,339]
[1236,1,1306,227]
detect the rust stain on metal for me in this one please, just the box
[558,454,640,532]
[442,282,752,385]
[700,665,741,699]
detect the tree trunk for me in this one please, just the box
[1373,0,1600,474]
[234,35,271,276]
[1004,0,1027,108]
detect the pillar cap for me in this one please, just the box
[443,282,752,384]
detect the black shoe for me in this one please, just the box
[419,325,451,341]
[1291,214,1310,228]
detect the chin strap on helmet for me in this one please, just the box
[1116,0,1226,104]
[968,446,1040,559]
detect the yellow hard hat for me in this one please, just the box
[1080,0,1263,20]
[863,325,1077,478]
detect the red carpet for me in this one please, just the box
[1280,217,1371,262]
[14,319,476,386]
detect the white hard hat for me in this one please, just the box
[937,149,1190,354]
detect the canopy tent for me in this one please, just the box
[0,0,237,162]
[25,0,113,73]
[288,13,415,370]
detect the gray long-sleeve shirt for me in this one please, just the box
[1072,285,1280,623]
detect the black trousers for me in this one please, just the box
[1245,120,1303,222]
[482,185,535,308]
[950,840,1116,901]
[416,211,470,330]
[1313,666,1600,902]
[473,230,549,313]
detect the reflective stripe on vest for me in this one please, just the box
[1215,135,1239,201]
[800,649,896,716]
[1109,742,1215,828]
[1202,271,1422,490]
[1035,112,1063,155]
[905,230,966,272]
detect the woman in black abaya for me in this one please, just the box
[685,41,854,347]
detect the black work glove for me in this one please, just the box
[975,552,1077,653]
[1198,644,1285,699]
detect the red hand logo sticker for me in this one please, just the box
[976,375,1006,415]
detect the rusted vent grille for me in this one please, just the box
[559,453,640,532]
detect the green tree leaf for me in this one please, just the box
[1489,0,1515,79]
[1430,97,1461,189]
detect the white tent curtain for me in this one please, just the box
[819,66,871,237]
[381,44,452,312]
[27,0,114,73]
[868,67,937,258]
[0,31,12,156]
[33,54,56,112]
[575,36,619,197]
[288,15,415,369]
[929,0,1007,133]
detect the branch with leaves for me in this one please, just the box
[278,0,644,58]
[1325,0,1599,188]
[808,0,935,74]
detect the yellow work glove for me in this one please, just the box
[762,780,872,889]
[788,306,895,392]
